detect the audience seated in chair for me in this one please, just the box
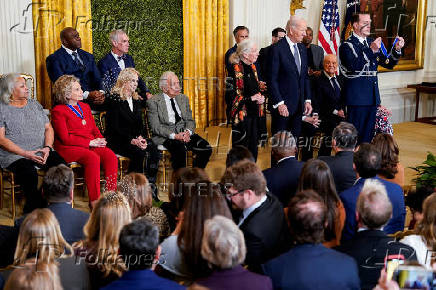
[195,215,273,290]
[372,133,404,187]
[221,160,291,272]
[0,208,90,289]
[263,131,303,207]
[3,261,62,290]
[262,190,360,289]
[318,122,357,193]
[298,159,345,248]
[159,176,231,282]
[102,218,183,290]
[0,73,66,213]
[74,192,131,289]
[340,143,406,242]
[105,68,160,184]
[337,179,417,290]
[225,145,255,168]
[401,193,436,268]
[51,75,118,208]
[98,29,152,100]
[118,173,170,241]
[46,27,105,110]
[147,71,212,170]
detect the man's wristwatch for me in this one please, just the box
[44,145,54,152]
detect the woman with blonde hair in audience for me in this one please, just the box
[158,175,232,282]
[0,73,65,213]
[195,215,272,290]
[0,208,89,289]
[372,133,404,187]
[74,191,131,288]
[119,172,170,241]
[401,193,436,268]
[297,159,345,247]
[4,261,62,290]
[51,75,118,209]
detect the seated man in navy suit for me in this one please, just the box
[263,190,360,289]
[337,179,416,290]
[263,131,303,207]
[102,219,183,290]
[340,143,406,242]
[98,29,151,100]
[46,27,105,110]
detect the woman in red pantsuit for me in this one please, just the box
[51,75,117,208]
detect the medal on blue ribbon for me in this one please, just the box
[67,103,87,125]
[380,37,399,65]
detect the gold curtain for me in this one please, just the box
[183,0,229,128]
[32,0,93,108]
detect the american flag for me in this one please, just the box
[318,0,340,55]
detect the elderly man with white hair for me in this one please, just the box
[98,29,152,99]
[269,15,312,138]
[146,71,212,170]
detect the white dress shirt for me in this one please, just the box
[323,71,341,115]
[126,96,133,111]
[163,93,187,139]
[238,195,267,227]
[111,51,126,70]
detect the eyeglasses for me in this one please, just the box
[226,188,246,198]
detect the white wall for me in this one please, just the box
[229,0,436,123]
[0,0,36,82]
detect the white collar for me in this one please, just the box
[277,156,295,164]
[286,36,298,48]
[111,51,123,61]
[323,71,336,80]
[62,44,77,55]
[240,195,267,226]
[163,93,173,101]
[353,32,367,45]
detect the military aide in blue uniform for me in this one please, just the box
[339,13,405,143]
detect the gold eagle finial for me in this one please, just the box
[290,0,306,15]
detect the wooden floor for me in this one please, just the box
[1,122,434,226]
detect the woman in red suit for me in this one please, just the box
[51,75,118,208]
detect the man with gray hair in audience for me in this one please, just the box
[337,179,416,290]
[98,29,151,99]
[318,122,358,193]
[263,131,304,207]
[147,71,211,170]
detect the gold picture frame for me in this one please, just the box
[361,0,428,71]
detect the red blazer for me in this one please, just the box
[51,102,103,153]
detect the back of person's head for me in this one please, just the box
[371,133,400,179]
[5,261,62,290]
[416,193,436,248]
[354,143,382,178]
[288,190,327,244]
[221,160,266,197]
[332,122,358,150]
[272,27,286,37]
[119,173,152,219]
[83,191,131,277]
[225,145,255,168]
[271,131,297,160]
[178,180,232,278]
[357,179,392,229]
[298,159,339,241]
[119,218,159,271]
[43,164,74,203]
[406,186,435,216]
[14,208,72,266]
[201,215,246,270]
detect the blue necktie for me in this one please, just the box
[331,77,340,99]
[72,51,85,71]
[293,44,301,74]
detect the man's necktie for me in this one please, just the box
[331,76,341,99]
[363,40,369,48]
[72,51,85,71]
[293,44,301,74]
[170,98,181,123]
[117,55,126,62]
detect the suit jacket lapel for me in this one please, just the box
[157,94,170,124]
[283,40,299,76]
[120,100,135,121]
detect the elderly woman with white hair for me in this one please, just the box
[228,39,266,161]
[0,73,65,213]
[195,215,273,290]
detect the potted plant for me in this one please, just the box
[410,152,436,190]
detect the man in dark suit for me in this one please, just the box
[340,144,406,242]
[257,27,286,84]
[46,27,105,110]
[225,26,249,74]
[302,26,324,78]
[147,71,212,170]
[263,190,360,289]
[339,13,405,143]
[270,16,312,138]
[102,219,183,290]
[263,131,303,207]
[337,179,416,290]
[319,122,358,193]
[221,160,291,272]
[98,29,151,100]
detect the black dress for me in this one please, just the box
[105,94,160,183]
